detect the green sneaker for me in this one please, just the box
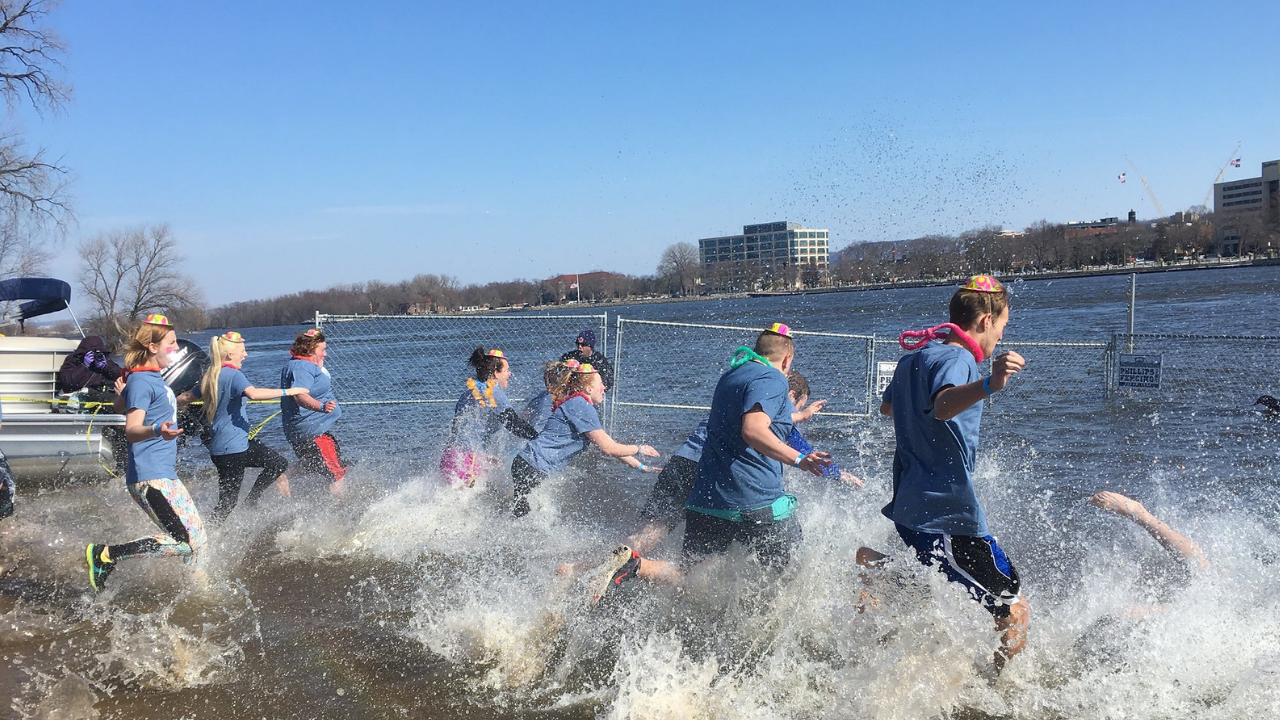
[86,543,114,592]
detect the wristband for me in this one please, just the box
[153,422,162,438]
[982,376,994,396]
[638,463,647,472]
[793,453,806,467]
[281,389,289,399]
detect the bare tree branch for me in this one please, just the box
[77,224,202,345]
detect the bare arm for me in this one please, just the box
[124,407,181,443]
[244,385,299,402]
[584,429,659,459]
[292,389,335,413]
[793,398,826,423]
[934,350,1025,421]
[742,407,830,476]
[1090,491,1209,569]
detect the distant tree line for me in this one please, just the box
[830,212,1274,284]
[63,211,1280,342]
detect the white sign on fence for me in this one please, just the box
[1117,353,1163,389]
[876,361,898,395]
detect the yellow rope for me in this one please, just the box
[247,411,281,441]
[1,394,291,477]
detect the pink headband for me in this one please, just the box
[899,323,985,362]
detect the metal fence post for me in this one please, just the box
[864,336,876,417]
[610,317,624,433]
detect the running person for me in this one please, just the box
[440,347,539,488]
[509,362,658,517]
[194,331,302,521]
[680,323,831,575]
[280,329,348,495]
[589,368,854,596]
[86,314,207,591]
[523,360,574,434]
[877,274,1029,674]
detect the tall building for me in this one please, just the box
[698,221,829,289]
[1214,159,1280,255]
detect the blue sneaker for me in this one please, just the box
[86,543,115,592]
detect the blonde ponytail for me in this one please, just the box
[200,335,232,425]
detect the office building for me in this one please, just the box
[698,221,829,289]
[1214,159,1280,255]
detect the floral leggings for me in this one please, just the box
[112,478,208,567]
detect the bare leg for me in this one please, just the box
[275,473,292,499]
[626,521,669,557]
[635,556,683,585]
[992,596,1031,674]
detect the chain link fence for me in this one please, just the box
[609,319,875,430]
[311,313,1125,440]
[1110,333,1280,406]
[315,313,609,433]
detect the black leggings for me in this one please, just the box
[510,455,546,518]
[209,439,289,521]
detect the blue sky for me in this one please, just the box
[26,0,1279,307]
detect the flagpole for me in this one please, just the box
[576,273,580,303]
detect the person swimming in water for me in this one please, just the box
[439,347,539,488]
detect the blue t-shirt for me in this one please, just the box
[280,357,341,442]
[688,361,794,511]
[524,390,555,434]
[195,367,253,457]
[123,370,178,484]
[784,427,844,479]
[447,380,513,452]
[673,418,710,463]
[517,395,602,474]
[881,341,988,536]
[676,417,843,479]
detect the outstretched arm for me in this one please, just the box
[584,429,659,459]
[1090,491,1209,569]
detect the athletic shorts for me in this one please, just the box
[682,508,802,571]
[895,523,1021,619]
[639,455,698,529]
[290,432,348,483]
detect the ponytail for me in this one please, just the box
[200,335,234,425]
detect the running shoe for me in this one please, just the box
[582,545,641,605]
[86,543,114,592]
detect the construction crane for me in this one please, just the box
[1201,141,1243,210]
[1125,155,1165,219]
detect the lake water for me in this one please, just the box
[2,267,1279,718]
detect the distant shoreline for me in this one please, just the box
[743,257,1280,298]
